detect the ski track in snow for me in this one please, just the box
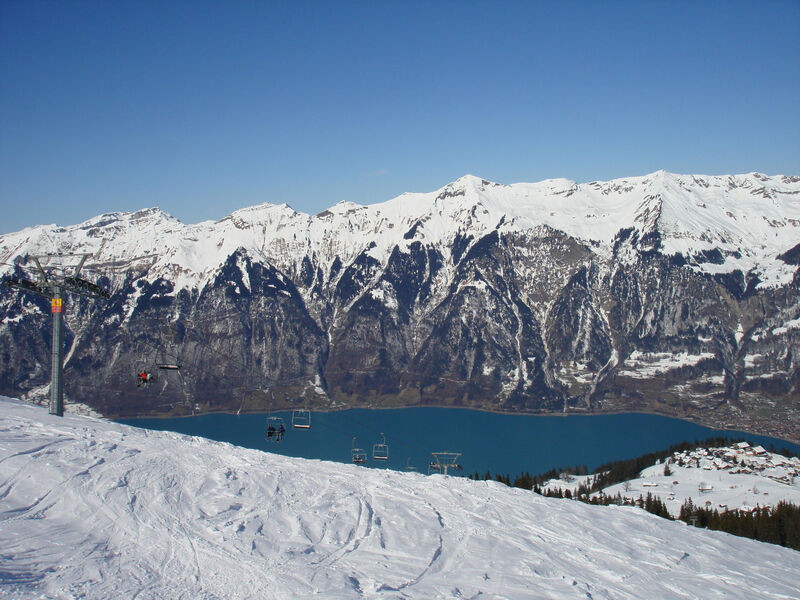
[1,397,799,600]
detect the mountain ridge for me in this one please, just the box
[1,171,799,442]
[3,171,798,288]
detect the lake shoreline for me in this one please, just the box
[114,403,800,451]
[117,406,800,477]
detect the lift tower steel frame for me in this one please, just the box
[428,452,462,476]
[4,254,110,417]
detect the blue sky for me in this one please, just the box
[1,0,799,234]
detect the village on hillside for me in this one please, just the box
[543,442,800,518]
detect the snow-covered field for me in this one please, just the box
[2,397,799,600]
[543,443,800,520]
[602,445,800,517]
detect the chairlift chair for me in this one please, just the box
[351,437,367,465]
[134,362,157,388]
[132,331,183,388]
[373,432,389,460]
[155,341,182,371]
[135,369,156,387]
[266,415,286,443]
[156,363,182,370]
[292,408,311,429]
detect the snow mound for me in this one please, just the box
[1,397,799,599]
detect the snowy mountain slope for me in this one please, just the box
[2,397,799,600]
[2,172,798,291]
[1,172,799,441]
[543,443,800,518]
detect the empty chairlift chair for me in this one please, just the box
[372,433,389,461]
[156,362,181,370]
[292,408,311,429]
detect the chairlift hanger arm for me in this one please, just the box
[31,257,48,283]
[5,255,110,299]
[74,254,89,277]
[4,277,53,299]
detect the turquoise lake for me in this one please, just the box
[120,408,800,477]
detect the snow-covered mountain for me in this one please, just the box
[3,172,798,291]
[1,172,799,440]
[2,396,799,600]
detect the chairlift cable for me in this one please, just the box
[5,278,453,467]
[280,406,442,472]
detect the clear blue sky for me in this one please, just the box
[2,0,799,234]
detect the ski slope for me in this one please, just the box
[1,397,799,600]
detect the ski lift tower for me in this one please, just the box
[4,254,110,417]
[429,452,462,476]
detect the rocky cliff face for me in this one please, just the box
[2,172,799,439]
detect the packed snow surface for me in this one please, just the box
[1,397,799,600]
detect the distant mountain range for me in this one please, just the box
[1,171,799,441]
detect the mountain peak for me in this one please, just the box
[129,207,175,220]
[454,173,488,184]
[450,174,499,190]
[2,170,799,290]
[433,175,497,203]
